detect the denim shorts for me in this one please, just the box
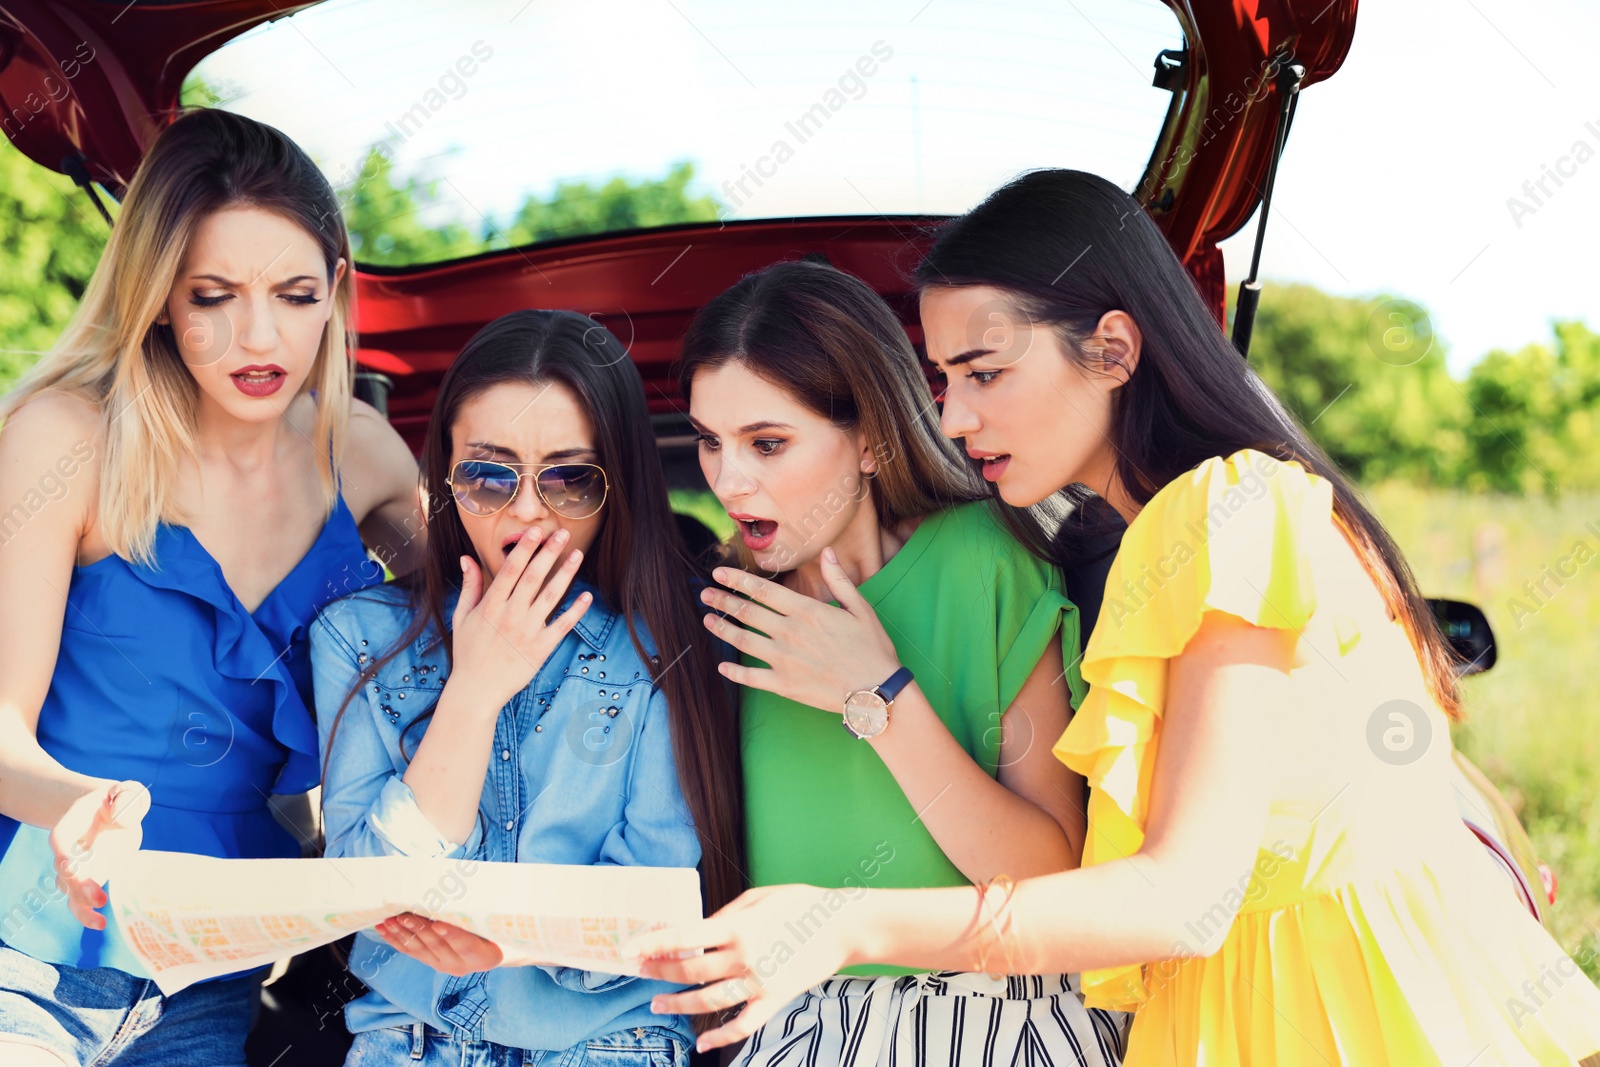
[0,938,258,1066]
[345,1020,688,1067]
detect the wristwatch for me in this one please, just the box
[841,666,915,740]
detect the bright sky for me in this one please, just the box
[195,0,1599,374]
[195,0,1181,214]
[1216,0,1600,374]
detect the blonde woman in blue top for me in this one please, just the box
[0,109,422,1067]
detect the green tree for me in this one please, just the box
[339,151,720,266]
[179,70,244,109]
[498,161,719,246]
[0,140,111,394]
[1461,321,1600,494]
[1245,283,1469,485]
[339,148,480,265]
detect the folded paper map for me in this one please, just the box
[110,851,701,995]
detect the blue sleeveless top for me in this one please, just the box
[0,493,383,975]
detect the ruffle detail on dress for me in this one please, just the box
[128,496,371,794]
[1052,450,1334,1011]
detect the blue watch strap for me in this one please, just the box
[875,666,915,704]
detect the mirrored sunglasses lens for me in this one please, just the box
[453,461,519,515]
[537,465,605,517]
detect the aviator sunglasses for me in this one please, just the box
[446,459,609,520]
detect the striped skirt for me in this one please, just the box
[729,971,1129,1067]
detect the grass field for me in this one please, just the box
[674,484,1600,975]
[1367,483,1600,977]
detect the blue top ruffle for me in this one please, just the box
[0,494,382,975]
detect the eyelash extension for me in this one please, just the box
[188,293,322,307]
[753,438,783,456]
[696,433,721,451]
[928,368,997,398]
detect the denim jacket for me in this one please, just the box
[309,579,699,1055]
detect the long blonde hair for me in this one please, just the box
[0,109,355,564]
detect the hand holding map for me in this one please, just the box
[110,851,702,995]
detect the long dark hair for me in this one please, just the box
[917,169,1462,718]
[677,259,983,545]
[323,310,745,912]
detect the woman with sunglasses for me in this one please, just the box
[0,110,421,1067]
[309,309,743,1067]
[629,172,1600,1064]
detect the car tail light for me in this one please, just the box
[1539,862,1558,905]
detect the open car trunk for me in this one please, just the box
[1,5,1568,1065]
[2,0,1357,454]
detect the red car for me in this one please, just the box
[0,0,1554,1061]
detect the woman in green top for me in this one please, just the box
[676,260,1127,1066]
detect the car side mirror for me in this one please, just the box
[1428,598,1497,676]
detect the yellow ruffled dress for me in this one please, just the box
[1054,450,1600,1065]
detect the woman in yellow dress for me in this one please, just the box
[626,169,1600,1065]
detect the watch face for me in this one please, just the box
[843,689,889,738]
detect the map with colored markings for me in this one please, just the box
[110,851,701,995]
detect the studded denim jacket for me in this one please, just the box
[308,579,698,1054]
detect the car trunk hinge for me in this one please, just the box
[61,153,115,227]
[1231,53,1305,359]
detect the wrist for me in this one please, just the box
[839,891,889,970]
[65,775,119,815]
[853,659,903,696]
[438,675,510,722]
[78,775,118,801]
[844,667,915,743]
